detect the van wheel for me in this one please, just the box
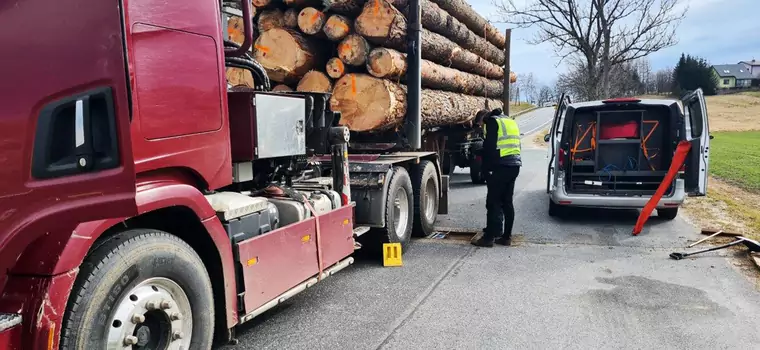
[413,161,439,237]
[548,199,564,217]
[380,166,414,248]
[658,208,679,220]
[61,230,214,350]
[470,158,486,184]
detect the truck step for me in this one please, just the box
[0,313,22,332]
[353,226,370,238]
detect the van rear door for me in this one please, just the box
[0,0,138,280]
[681,88,711,196]
[546,94,570,193]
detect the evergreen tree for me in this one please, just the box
[672,53,718,96]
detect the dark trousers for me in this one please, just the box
[485,165,520,240]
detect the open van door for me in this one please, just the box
[546,94,570,193]
[681,88,711,196]
[0,0,138,282]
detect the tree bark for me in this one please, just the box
[323,0,366,15]
[388,0,504,65]
[297,7,327,36]
[296,70,333,92]
[326,57,357,79]
[254,28,323,83]
[323,14,353,41]
[283,8,299,28]
[355,0,503,79]
[366,48,503,97]
[425,0,506,49]
[338,34,372,66]
[330,74,502,131]
[272,84,294,92]
[257,9,286,32]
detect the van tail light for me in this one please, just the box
[558,149,566,170]
[678,163,686,174]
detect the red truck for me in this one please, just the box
[0,0,449,348]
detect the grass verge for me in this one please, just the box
[710,131,760,192]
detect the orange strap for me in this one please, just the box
[640,121,660,171]
[301,195,325,280]
[632,141,692,235]
[571,122,596,158]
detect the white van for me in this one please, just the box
[544,90,711,219]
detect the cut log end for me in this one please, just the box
[366,47,405,78]
[355,0,405,41]
[272,84,294,92]
[338,34,371,66]
[251,0,271,7]
[297,7,326,35]
[254,28,319,83]
[283,8,299,29]
[258,9,285,32]
[326,57,347,79]
[226,68,255,88]
[330,74,407,131]
[323,14,352,41]
[297,71,333,93]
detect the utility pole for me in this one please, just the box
[502,28,511,116]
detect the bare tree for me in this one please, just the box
[538,85,553,105]
[521,72,537,104]
[654,67,674,95]
[494,0,686,99]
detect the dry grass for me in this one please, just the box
[681,177,760,240]
[531,128,550,148]
[705,93,760,132]
[510,102,535,115]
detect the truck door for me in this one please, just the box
[681,88,711,196]
[0,0,138,270]
[546,94,569,193]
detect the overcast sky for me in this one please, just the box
[468,0,760,88]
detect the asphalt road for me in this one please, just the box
[221,108,760,350]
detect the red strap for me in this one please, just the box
[301,196,325,280]
[632,141,692,235]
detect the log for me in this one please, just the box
[330,74,501,131]
[297,7,327,36]
[326,57,356,79]
[338,34,371,66]
[323,14,352,41]
[427,0,506,50]
[296,70,333,92]
[227,16,258,46]
[272,84,294,92]
[254,28,323,83]
[226,68,255,88]
[355,0,503,79]
[283,8,299,28]
[283,0,322,8]
[252,0,274,8]
[389,0,504,65]
[366,47,503,97]
[323,0,366,15]
[257,9,286,32]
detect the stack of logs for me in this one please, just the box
[226,0,517,132]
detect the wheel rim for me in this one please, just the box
[393,187,409,237]
[106,277,193,350]
[424,179,436,222]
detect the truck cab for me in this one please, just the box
[544,90,711,220]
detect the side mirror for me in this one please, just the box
[709,134,714,140]
[543,134,551,142]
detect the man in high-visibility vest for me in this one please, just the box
[472,108,522,247]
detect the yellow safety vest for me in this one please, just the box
[484,117,521,157]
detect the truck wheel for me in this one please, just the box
[658,207,679,220]
[381,166,414,247]
[61,229,214,350]
[413,161,439,237]
[470,157,486,184]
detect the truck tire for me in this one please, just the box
[658,207,679,220]
[470,157,486,184]
[61,229,214,350]
[413,160,440,237]
[381,166,414,248]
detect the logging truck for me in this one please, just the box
[0,0,507,348]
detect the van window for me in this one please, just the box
[687,104,703,139]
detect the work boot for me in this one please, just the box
[495,235,512,246]
[471,236,494,247]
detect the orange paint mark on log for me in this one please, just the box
[335,59,345,74]
[336,21,350,32]
[339,43,351,56]
[373,0,380,15]
[351,74,357,95]
[310,12,321,24]
[254,45,270,52]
